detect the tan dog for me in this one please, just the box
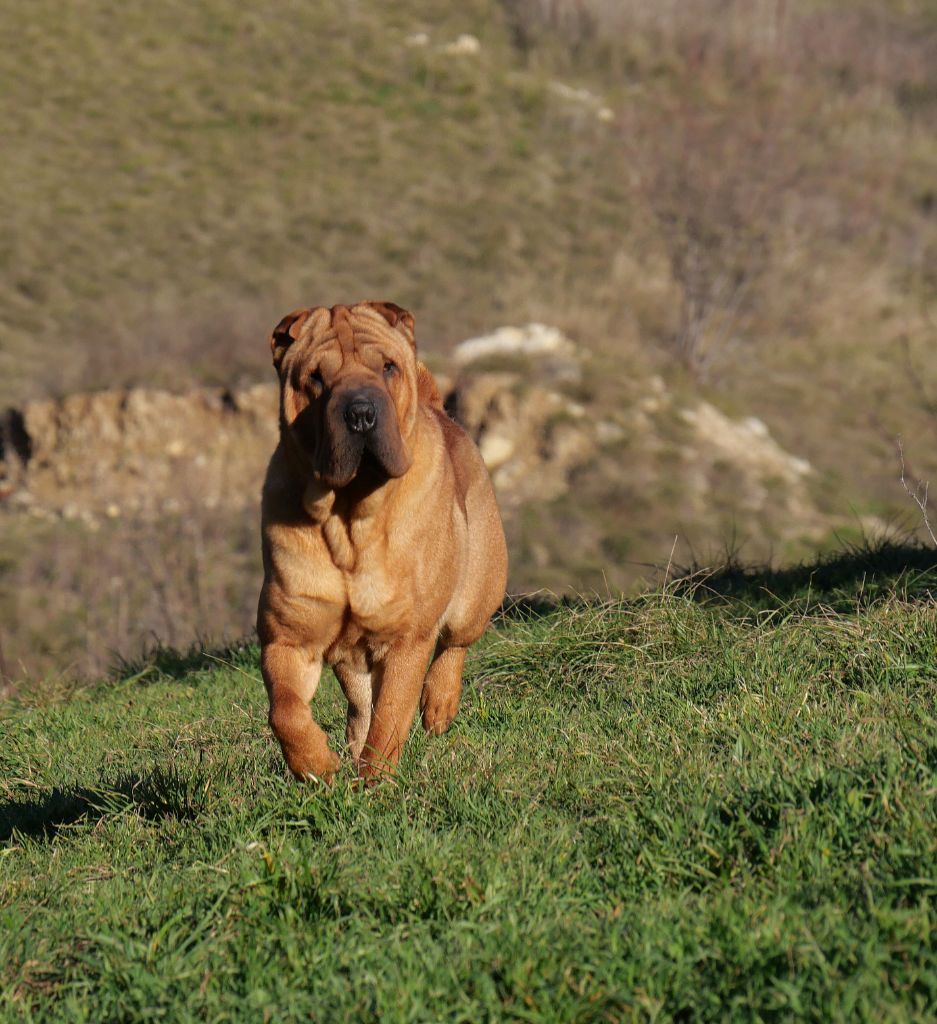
[257,301,508,781]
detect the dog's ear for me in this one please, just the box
[270,308,314,369]
[364,301,416,348]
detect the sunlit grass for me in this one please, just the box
[2,548,936,1020]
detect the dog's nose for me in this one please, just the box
[344,397,377,434]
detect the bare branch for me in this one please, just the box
[898,437,937,548]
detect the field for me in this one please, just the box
[2,5,937,1012]
[3,544,937,1021]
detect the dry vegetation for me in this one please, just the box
[2,0,937,683]
[0,509,259,690]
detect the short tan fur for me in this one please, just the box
[258,301,508,781]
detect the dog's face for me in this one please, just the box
[270,301,419,489]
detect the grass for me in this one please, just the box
[3,547,937,1021]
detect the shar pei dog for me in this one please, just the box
[258,301,507,782]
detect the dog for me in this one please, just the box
[257,301,508,781]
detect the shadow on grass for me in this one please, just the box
[78,542,937,699]
[112,638,260,685]
[0,766,207,843]
[496,542,937,621]
[496,593,571,623]
[677,539,937,612]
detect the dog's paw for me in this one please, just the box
[421,693,460,736]
[287,746,341,783]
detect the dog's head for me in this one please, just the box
[270,301,419,488]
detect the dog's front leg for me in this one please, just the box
[333,661,373,763]
[358,635,437,781]
[262,643,340,782]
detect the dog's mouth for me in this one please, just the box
[287,388,411,489]
[316,428,411,489]
[357,446,388,481]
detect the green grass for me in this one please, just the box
[3,549,937,1021]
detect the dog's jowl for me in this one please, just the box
[257,302,508,781]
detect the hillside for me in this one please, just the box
[0,329,837,683]
[2,0,937,681]
[2,546,937,1020]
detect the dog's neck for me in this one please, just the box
[301,473,401,574]
[300,467,396,525]
[301,479,336,524]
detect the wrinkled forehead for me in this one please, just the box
[291,305,414,368]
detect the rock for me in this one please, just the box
[452,323,581,386]
[678,401,820,533]
[548,81,615,123]
[680,403,813,487]
[453,323,576,365]
[0,383,279,520]
[445,368,597,507]
[1,326,828,554]
[596,420,625,445]
[478,434,515,469]
[441,34,480,56]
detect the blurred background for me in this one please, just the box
[1,0,936,687]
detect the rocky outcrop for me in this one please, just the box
[442,323,604,505]
[0,324,826,544]
[0,324,593,523]
[679,402,817,526]
[0,384,279,523]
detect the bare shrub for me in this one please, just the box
[77,297,274,397]
[0,504,262,686]
[901,336,937,430]
[898,438,937,548]
[501,0,935,89]
[623,89,801,378]
[506,2,930,380]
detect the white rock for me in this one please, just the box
[550,81,600,105]
[453,323,576,365]
[479,433,515,469]
[681,402,813,483]
[442,34,480,56]
[597,420,625,444]
[742,417,769,438]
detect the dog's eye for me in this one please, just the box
[383,361,396,378]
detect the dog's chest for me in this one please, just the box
[321,515,355,571]
[323,515,412,634]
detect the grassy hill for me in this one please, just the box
[0,0,630,401]
[3,545,937,1021]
